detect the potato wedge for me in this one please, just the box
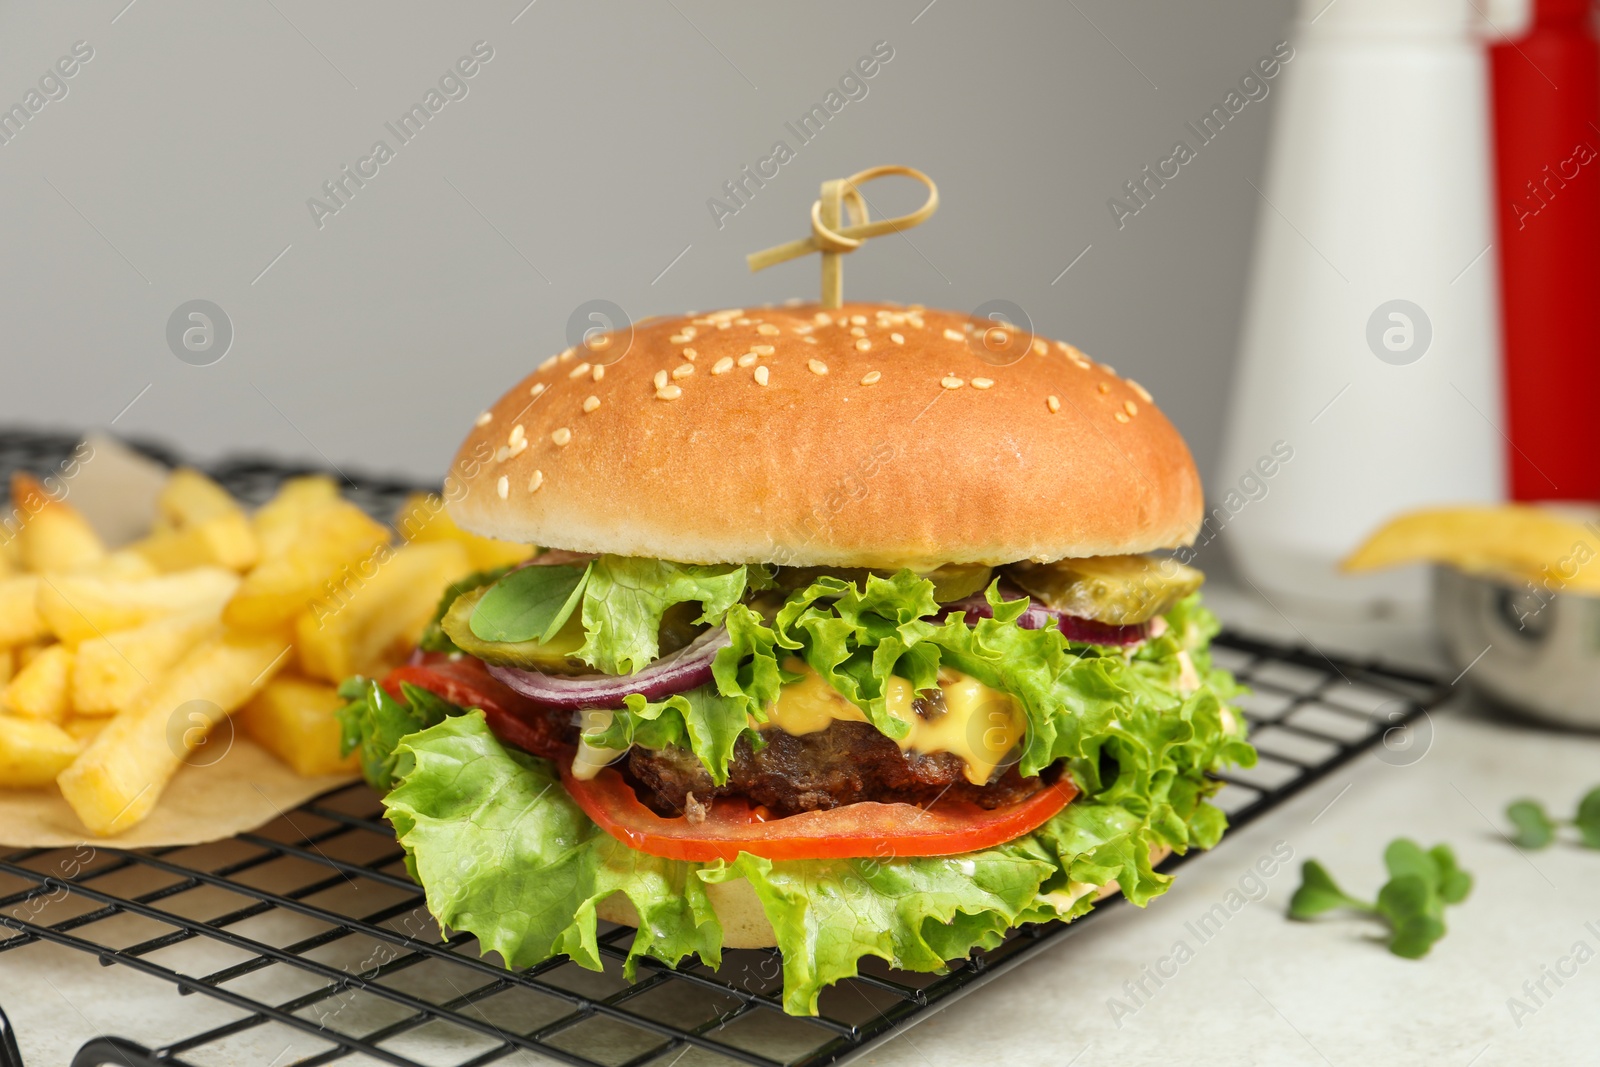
[238,674,358,776]
[71,606,223,716]
[61,715,108,744]
[0,715,83,787]
[135,468,259,572]
[37,567,238,645]
[1343,505,1600,592]
[11,472,106,573]
[252,475,341,559]
[57,626,291,834]
[0,576,49,646]
[3,643,73,722]
[294,540,469,681]
[394,491,533,571]
[0,648,12,687]
[224,501,389,631]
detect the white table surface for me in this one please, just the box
[6,581,1598,1067]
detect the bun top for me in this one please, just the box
[448,303,1202,567]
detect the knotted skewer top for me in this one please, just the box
[747,165,939,309]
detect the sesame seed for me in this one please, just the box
[508,438,528,458]
[1032,339,1048,356]
[670,334,691,344]
[850,326,866,338]
[758,323,781,336]
[941,375,965,390]
[1124,399,1138,416]
[1101,364,1118,376]
[496,475,509,499]
[475,411,493,426]
[528,470,544,492]
[656,384,683,400]
[850,315,867,326]
[908,315,925,329]
[583,395,601,413]
[1128,379,1152,403]
[1098,382,1111,394]
[861,370,882,386]
[495,445,509,462]
[1114,411,1131,423]
[712,356,735,375]
[559,347,577,362]
[803,336,818,344]
[736,317,752,326]
[592,365,605,382]
[585,335,611,351]
[569,362,591,379]
[943,328,963,342]
[752,344,774,356]
[672,363,695,380]
[737,352,757,368]
[530,382,546,398]
[717,321,731,330]
[754,366,770,386]
[682,347,697,361]
[538,355,558,372]
[972,377,994,389]
[509,424,525,445]
[654,370,669,390]
[1047,395,1061,413]
[814,312,833,326]
[552,427,572,446]
[1054,341,1070,354]
[855,338,872,352]
[891,332,905,345]
[808,359,829,376]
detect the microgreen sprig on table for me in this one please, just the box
[1288,839,1472,959]
[1505,788,1600,850]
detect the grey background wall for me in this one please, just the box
[0,0,1295,489]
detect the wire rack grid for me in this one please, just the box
[0,431,1444,1067]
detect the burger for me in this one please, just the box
[338,302,1254,1015]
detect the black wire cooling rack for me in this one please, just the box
[0,430,1445,1067]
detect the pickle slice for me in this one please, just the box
[1005,555,1203,625]
[904,563,994,603]
[441,584,589,671]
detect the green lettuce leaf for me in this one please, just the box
[357,621,1248,1014]
[578,556,760,675]
[336,679,454,792]
[386,712,722,976]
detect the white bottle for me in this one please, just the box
[1217,0,1505,617]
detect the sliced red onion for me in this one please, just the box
[938,583,1151,646]
[486,624,729,710]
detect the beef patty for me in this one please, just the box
[625,720,1042,818]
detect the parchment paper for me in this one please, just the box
[1,436,361,848]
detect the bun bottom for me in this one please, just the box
[595,845,1174,950]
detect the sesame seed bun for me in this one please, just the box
[448,303,1202,567]
[594,844,1172,948]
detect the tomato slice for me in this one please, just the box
[382,654,572,763]
[561,764,1077,862]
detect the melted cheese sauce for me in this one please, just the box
[766,660,1026,786]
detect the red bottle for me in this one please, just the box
[1491,0,1600,502]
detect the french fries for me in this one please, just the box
[11,473,106,573]
[0,716,83,787]
[0,576,49,646]
[3,643,73,722]
[71,607,222,716]
[134,468,258,572]
[56,626,290,835]
[37,567,238,645]
[1344,505,1600,593]
[395,491,534,571]
[238,674,358,776]
[295,540,469,682]
[0,456,503,836]
[224,499,389,631]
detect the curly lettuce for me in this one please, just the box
[341,586,1252,1014]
